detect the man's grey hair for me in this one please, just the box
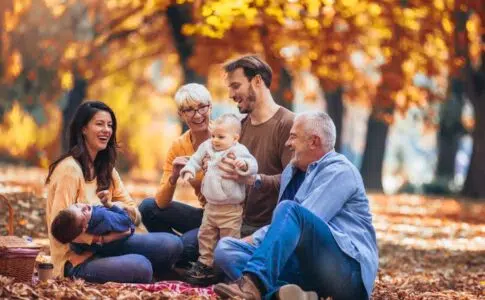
[174,83,212,110]
[296,112,336,151]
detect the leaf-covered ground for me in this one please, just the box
[371,194,485,299]
[1,166,484,299]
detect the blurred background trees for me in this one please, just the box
[0,0,483,198]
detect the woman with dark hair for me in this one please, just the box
[45,100,183,283]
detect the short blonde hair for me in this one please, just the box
[174,83,212,110]
[213,113,242,135]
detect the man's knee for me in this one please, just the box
[213,237,239,269]
[277,200,299,214]
[214,237,238,257]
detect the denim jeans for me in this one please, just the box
[138,198,203,263]
[214,201,367,300]
[65,232,183,283]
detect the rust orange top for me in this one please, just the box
[155,130,205,208]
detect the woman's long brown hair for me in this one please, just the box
[46,101,118,192]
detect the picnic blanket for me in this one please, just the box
[125,281,216,299]
[1,275,217,299]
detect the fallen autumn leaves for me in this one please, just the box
[371,194,485,299]
[1,166,484,299]
[0,276,215,299]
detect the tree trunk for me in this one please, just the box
[325,87,344,151]
[258,28,293,111]
[435,78,466,180]
[272,66,293,111]
[62,78,87,151]
[425,7,469,194]
[462,92,485,198]
[360,110,390,191]
[0,1,13,117]
[0,4,5,80]
[166,5,205,85]
[462,53,485,198]
[166,4,206,132]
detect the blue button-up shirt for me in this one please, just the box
[252,151,378,298]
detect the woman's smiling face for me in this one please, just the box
[179,101,211,133]
[82,110,113,158]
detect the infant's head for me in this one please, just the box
[211,113,241,151]
[51,203,92,244]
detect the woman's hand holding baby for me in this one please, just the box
[100,229,132,245]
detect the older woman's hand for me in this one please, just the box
[180,171,194,185]
[170,156,190,184]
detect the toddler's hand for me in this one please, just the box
[234,159,248,172]
[181,172,194,183]
[97,190,112,207]
[171,156,190,183]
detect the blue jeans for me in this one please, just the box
[214,201,367,300]
[65,232,183,283]
[138,198,203,263]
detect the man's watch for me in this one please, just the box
[253,174,262,189]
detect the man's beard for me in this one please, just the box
[238,86,257,114]
[290,150,309,171]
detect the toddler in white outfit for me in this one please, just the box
[180,113,257,285]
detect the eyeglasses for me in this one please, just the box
[181,105,210,117]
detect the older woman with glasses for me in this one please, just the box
[139,83,212,268]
